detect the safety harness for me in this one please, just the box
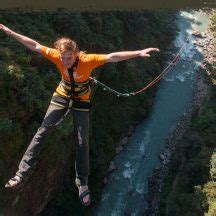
[51,56,91,111]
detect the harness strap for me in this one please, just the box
[59,78,90,96]
[52,53,96,111]
[68,57,79,98]
[62,55,91,111]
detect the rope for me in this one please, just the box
[89,34,191,97]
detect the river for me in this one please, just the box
[93,10,210,216]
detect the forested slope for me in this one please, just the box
[0,10,177,215]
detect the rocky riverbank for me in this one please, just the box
[103,121,139,185]
[145,9,215,216]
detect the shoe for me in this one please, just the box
[76,182,91,206]
[5,175,24,189]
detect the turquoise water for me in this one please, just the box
[93,10,210,216]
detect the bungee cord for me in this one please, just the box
[89,34,191,97]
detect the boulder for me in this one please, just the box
[119,137,128,146]
[192,31,205,38]
[108,161,117,172]
[158,153,165,161]
[116,145,124,154]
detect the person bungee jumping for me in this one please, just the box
[0,24,159,206]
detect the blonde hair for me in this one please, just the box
[54,37,77,53]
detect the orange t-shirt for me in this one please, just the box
[41,46,106,100]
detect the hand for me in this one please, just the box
[0,24,12,36]
[139,48,160,57]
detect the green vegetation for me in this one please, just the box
[0,10,178,215]
[159,11,216,216]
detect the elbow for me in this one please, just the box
[106,53,117,63]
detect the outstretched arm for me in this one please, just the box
[106,48,159,63]
[0,24,42,53]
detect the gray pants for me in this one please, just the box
[16,102,90,186]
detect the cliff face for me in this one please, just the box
[0,10,178,215]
